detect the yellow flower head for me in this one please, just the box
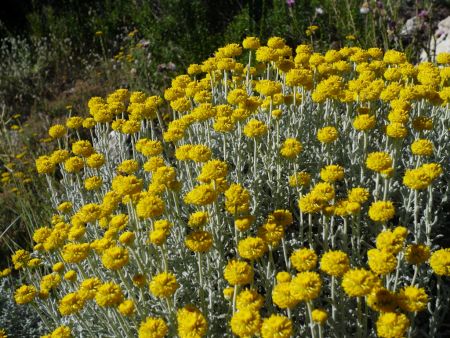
[280,138,303,159]
[185,231,213,253]
[367,249,397,275]
[366,152,392,173]
[290,248,317,272]
[177,305,208,338]
[405,244,430,265]
[224,260,253,285]
[260,314,292,338]
[376,312,410,338]
[320,164,345,182]
[243,119,268,138]
[138,317,168,338]
[367,287,398,313]
[317,126,339,143]
[149,272,179,298]
[95,282,124,307]
[429,248,450,276]
[230,310,261,337]
[238,236,267,260]
[101,246,129,270]
[311,309,328,325]
[14,284,37,304]
[397,286,428,312]
[224,184,250,214]
[236,289,264,311]
[290,271,322,301]
[368,201,395,222]
[342,268,378,297]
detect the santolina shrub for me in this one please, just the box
[4,37,450,337]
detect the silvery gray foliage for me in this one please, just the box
[0,278,45,337]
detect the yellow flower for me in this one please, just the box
[243,119,268,138]
[57,201,73,214]
[36,155,56,174]
[59,292,85,315]
[280,138,303,158]
[403,167,433,190]
[376,312,410,338]
[353,114,376,131]
[260,314,292,338]
[177,305,208,338]
[367,287,397,313]
[257,222,284,247]
[184,184,217,206]
[429,248,450,276]
[386,122,408,139]
[72,140,94,157]
[50,149,70,164]
[230,310,261,337]
[238,237,267,260]
[14,285,37,304]
[243,37,260,49]
[64,156,84,173]
[397,286,428,312]
[272,282,299,309]
[118,299,135,316]
[317,126,338,143]
[136,194,165,218]
[117,159,139,174]
[48,124,66,139]
[236,289,264,311]
[224,260,253,285]
[342,269,378,297]
[311,309,328,325]
[290,271,322,301]
[255,80,282,97]
[256,46,278,63]
[136,139,163,157]
[78,278,101,300]
[95,282,124,307]
[235,215,255,231]
[188,211,209,228]
[411,139,433,156]
[185,231,213,253]
[376,230,404,255]
[149,272,179,298]
[288,172,311,187]
[224,184,250,214]
[290,248,317,272]
[367,249,397,275]
[405,244,430,265]
[45,326,73,338]
[61,243,90,264]
[383,50,407,64]
[366,152,392,172]
[368,201,395,222]
[138,317,168,338]
[320,164,344,182]
[197,160,228,183]
[189,145,212,162]
[11,249,30,270]
[64,270,77,282]
[101,246,129,270]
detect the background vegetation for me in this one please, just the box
[1,0,450,336]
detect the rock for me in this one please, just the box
[400,16,422,36]
[421,16,450,61]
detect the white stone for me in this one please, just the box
[421,16,450,61]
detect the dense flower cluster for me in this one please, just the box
[5,38,450,337]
